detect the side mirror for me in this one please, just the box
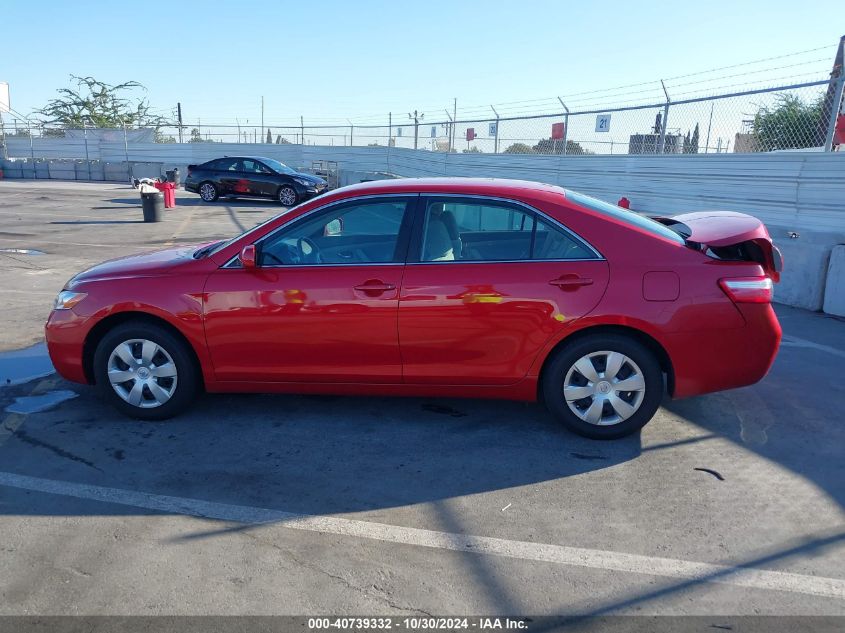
[324,218,343,236]
[240,244,257,269]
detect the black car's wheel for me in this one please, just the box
[93,321,200,421]
[278,185,298,206]
[199,181,219,202]
[542,333,663,440]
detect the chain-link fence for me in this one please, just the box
[2,78,841,160]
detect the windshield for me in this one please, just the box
[565,190,686,245]
[262,158,297,175]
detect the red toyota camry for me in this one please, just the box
[45,178,782,439]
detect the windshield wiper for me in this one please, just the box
[193,241,223,259]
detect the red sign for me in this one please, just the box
[551,122,565,140]
[466,128,477,141]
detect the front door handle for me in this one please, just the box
[354,280,396,295]
[549,275,594,289]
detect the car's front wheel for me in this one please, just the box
[93,321,199,420]
[542,333,663,439]
[278,185,298,206]
[199,181,219,202]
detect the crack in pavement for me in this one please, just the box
[243,530,436,616]
[9,428,102,472]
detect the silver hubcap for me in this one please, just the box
[107,339,178,408]
[563,351,646,426]
[199,183,215,201]
[279,187,296,206]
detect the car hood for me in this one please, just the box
[293,172,327,185]
[68,244,200,286]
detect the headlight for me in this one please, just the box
[54,290,87,310]
[293,177,312,187]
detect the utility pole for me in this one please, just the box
[236,118,241,144]
[657,80,671,154]
[823,35,845,150]
[177,102,183,143]
[557,97,570,155]
[261,96,264,144]
[451,98,457,153]
[301,116,305,146]
[490,106,500,154]
[409,110,423,149]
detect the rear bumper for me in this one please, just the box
[668,303,781,398]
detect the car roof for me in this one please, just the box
[324,177,568,200]
[206,156,287,163]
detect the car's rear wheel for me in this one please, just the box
[278,185,298,206]
[542,334,663,439]
[199,181,219,202]
[93,322,199,420]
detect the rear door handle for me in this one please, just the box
[354,280,396,294]
[549,275,593,289]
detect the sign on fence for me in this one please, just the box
[551,122,565,140]
[595,115,611,132]
[489,122,497,137]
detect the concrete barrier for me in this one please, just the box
[822,246,845,317]
[772,239,831,311]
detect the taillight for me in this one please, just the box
[719,277,773,304]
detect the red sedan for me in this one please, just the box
[45,178,782,439]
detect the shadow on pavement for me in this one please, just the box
[0,387,643,518]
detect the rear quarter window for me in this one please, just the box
[565,190,685,245]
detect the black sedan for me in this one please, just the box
[184,156,328,206]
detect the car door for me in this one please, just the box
[241,159,278,198]
[213,158,245,195]
[398,196,609,385]
[203,195,417,383]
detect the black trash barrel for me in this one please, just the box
[141,191,164,222]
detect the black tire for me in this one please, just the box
[93,321,199,421]
[198,181,219,202]
[277,185,298,206]
[542,333,663,440]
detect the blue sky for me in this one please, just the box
[1,0,840,127]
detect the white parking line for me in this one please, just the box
[781,335,845,359]
[0,471,842,600]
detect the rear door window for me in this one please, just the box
[418,197,598,262]
[211,158,239,171]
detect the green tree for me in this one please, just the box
[503,142,534,154]
[690,123,700,153]
[37,75,167,130]
[266,128,273,144]
[752,94,825,151]
[532,138,593,155]
[276,135,291,144]
[462,145,481,153]
[189,127,213,143]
